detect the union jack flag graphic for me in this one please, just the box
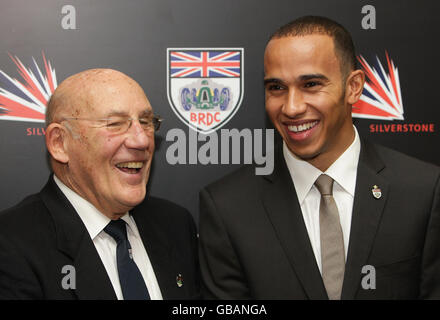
[353,52,404,120]
[0,52,57,123]
[170,50,241,78]
[167,47,244,134]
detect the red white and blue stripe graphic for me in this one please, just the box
[170,50,241,78]
[0,52,57,123]
[353,52,404,120]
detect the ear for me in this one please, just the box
[345,69,365,105]
[45,123,70,164]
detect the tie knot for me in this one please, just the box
[315,174,334,196]
[104,219,128,243]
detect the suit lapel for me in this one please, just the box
[341,140,388,299]
[72,233,117,299]
[39,176,116,299]
[131,204,182,299]
[262,147,328,299]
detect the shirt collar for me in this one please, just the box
[283,125,361,203]
[120,213,138,237]
[53,175,132,240]
[325,126,361,197]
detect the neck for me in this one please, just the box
[53,168,131,220]
[308,124,355,172]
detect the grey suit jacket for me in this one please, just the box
[199,140,440,299]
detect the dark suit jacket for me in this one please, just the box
[199,140,440,299]
[0,176,200,299]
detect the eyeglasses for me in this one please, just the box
[60,114,163,134]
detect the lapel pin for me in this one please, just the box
[372,185,382,199]
[176,274,184,288]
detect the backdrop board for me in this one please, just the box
[0,0,439,224]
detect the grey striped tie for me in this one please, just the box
[315,174,345,300]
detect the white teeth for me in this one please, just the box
[288,121,318,133]
[116,161,143,169]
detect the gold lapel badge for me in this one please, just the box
[176,274,184,287]
[372,185,382,199]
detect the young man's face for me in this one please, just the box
[264,34,355,171]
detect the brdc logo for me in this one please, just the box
[167,48,244,134]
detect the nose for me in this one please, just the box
[124,120,153,150]
[282,89,307,118]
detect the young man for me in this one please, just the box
[199,16,440,299]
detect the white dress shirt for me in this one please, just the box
[53,175,163,300]
[283,126,361,273]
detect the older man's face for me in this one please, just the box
[63,73,155,215]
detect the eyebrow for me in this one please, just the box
[105,109,153,118]
[264,74,329,85]
[263,78,282,85]
[139,109,154,117]
[298,74,329,82]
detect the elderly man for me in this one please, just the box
[0,69,200,299]
[199,16,440,299]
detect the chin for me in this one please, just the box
[120,189,146,207]
[286,144,318,160]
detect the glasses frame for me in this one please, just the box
[60,114,163,134]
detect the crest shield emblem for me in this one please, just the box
[167,48,244,134]
[372,185,382,199]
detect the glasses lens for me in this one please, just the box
[104,116,162,133]
[106,118,129,134]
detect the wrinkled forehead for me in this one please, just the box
[60,69,152,118]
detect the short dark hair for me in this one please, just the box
[269,16,357,78]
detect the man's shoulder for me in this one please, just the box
[0,191,56,252]
[202,145,283,198]
[134,195,194,224]
[201,164,266,204]
[138,195,189,213]
[206,165,259,189]
[366,141,440,174]
[362,140,440,191]
[132,196,197,246]
[0,192,48,231]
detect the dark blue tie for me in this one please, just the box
[104,219,151,300]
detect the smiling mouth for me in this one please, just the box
[287,121,319,133]
[116,161,144,174]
